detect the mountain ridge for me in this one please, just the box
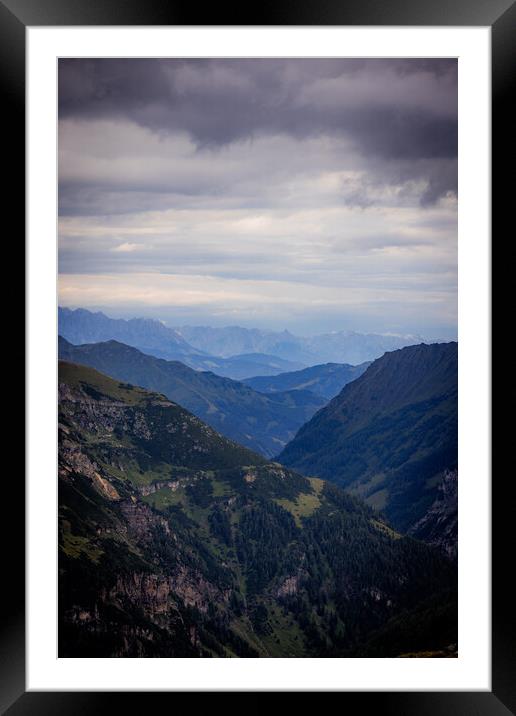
[58,336,326,458]
[243,361,371,400]
[59,307,445,369]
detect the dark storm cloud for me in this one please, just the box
[59,58,457,168]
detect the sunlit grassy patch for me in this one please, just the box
[142,485,185,510]
[60,520,103,563]
[275,489,322,527]
[308,477,325,495]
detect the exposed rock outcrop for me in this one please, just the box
[408,469,458,559]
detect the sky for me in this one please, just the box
[58,58,458,338]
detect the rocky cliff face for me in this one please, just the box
[59,360,457,658]
[408,469,458,559]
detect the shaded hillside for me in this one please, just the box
[244,362,370,400]
[59,337,325,458]
[58,361,457,658]
[279,343,458,535]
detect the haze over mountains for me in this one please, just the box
[59,360,457,657]
[59,307,435,373]
[279,342,458,542]
[178,324,432,366]
[58,336,326,458]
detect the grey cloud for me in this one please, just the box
[59,58,457,201]
[59,125,456,218]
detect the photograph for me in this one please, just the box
[57,57,459,659]
[0,0,507,702]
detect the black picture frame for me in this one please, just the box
[4,0,512,711]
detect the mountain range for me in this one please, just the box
[59,307,436,371]
[58,308,304,380]
[58,360,457,658]
[279,342,458,537]
[58,336,326,458]
[178,323,432,366]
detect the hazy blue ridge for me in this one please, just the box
[243,361,371,400]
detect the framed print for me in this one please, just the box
[3,0,513,711]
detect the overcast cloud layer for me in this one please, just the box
[58,58,457,337]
